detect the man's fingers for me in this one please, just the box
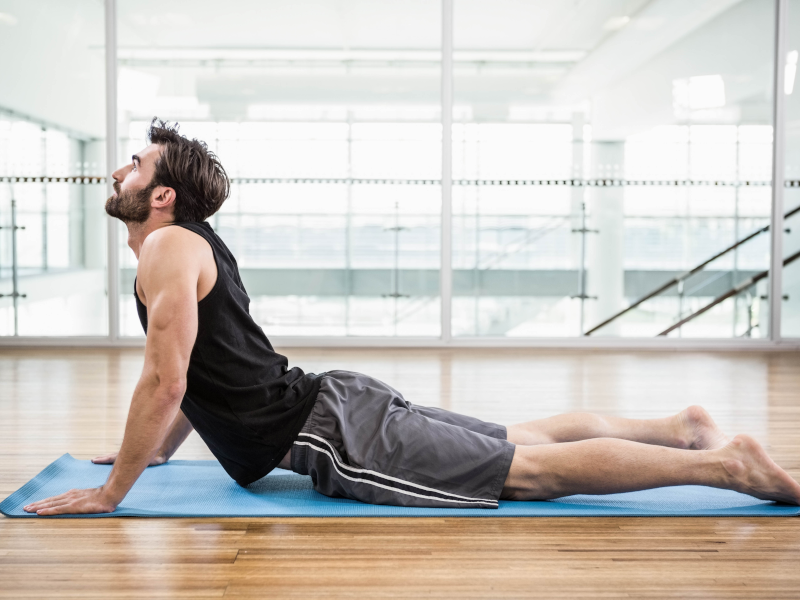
[31,498,69,510]
[35,500,114,516]
[92,454,117,464]
[24,499,66,512]
[23,487,115,516]
[36,502,74,516]
[24,492,71,512]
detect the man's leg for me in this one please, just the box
[507,405,729,450]
[502,434,800,505]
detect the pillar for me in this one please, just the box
[586,141,625,336]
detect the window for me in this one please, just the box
[0,0,794,343]
[0,0,107,336]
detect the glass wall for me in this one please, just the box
[0,0,107,336]
[782,0,800,337]
[115,0,441,337]
[0,0,796,342]
[453,0,776,338]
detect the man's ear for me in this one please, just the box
[151,186,177,211]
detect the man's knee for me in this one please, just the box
[506,423,556,446]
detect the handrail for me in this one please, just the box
[584,204,800,335]
[478,216,569,271]
[656,249,800,336]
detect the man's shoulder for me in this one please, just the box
[142,225,209,254]
[139,225,213,275]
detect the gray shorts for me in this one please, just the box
[290,370,516,509]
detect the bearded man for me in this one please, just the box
[24,120,800,516]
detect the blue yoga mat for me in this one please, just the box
[2,454,798,518]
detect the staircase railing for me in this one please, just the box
[583,204,800,336]
[656,249,800,336]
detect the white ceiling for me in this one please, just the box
[0,0,789,139]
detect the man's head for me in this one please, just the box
[106,118,230,225]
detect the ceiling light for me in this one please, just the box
[603,16,630,31]
[115,47,586,65]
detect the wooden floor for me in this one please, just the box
[1,347,800,599]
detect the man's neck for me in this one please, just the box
[126,218,174,259]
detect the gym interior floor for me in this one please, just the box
[1,347,799,598]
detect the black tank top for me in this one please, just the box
[134,221,322,486]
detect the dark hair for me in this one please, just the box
[146,118,230,222]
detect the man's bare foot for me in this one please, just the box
[717,434,800,505]
[676,405,729,450]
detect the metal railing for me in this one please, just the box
[0,199,27,335]
[583,204,800,336]
[2,173,796,337]
[657,249,800,336]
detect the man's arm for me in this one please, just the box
[92,410,194,466]
[24,229,202,516]
[154,410,195,463]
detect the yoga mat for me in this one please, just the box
[2,454,799,518]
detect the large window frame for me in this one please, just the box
[0,0,796,348]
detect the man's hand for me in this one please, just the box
[24,449,169,516]
[92,411,195,468]
[23,487,117,516]
[92,452,167,466]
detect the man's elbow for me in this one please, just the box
[156,377,187,404]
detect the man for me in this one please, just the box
[24,120,800,516]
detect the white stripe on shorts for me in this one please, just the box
[293,441,498,507]
[295,432,499,507]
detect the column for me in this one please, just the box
[82,140,107,271]
[586,141,625,336]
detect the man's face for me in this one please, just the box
[105,144,161,224]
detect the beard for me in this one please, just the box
[105,181,155,224]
